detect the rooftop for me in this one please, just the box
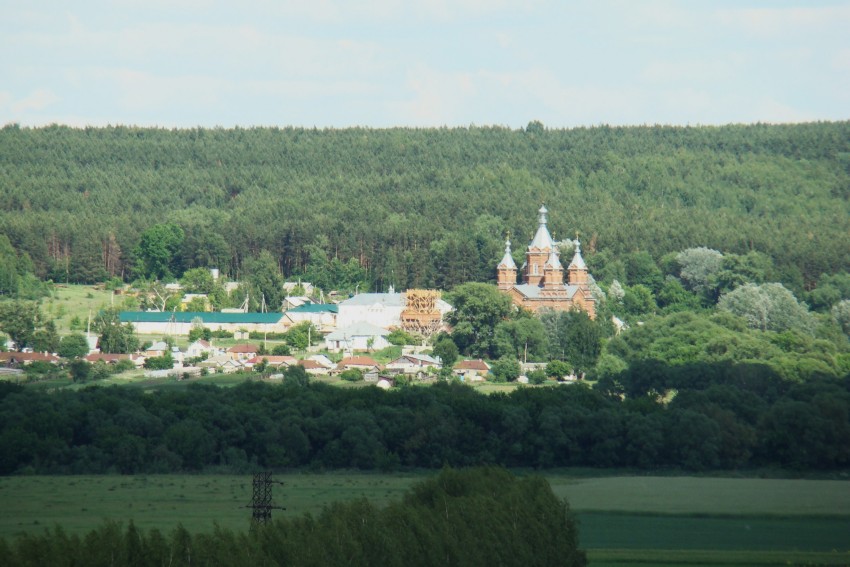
[326,322,390,340]
[338,356,380,368]
[120,311,284,324]
[339,292,404,308]
[287,303,339,314]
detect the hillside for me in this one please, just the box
[1,122,849,292]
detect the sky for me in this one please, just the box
[1,0,849,129]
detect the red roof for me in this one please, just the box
[337,356,380,369]
[228,344,259,353]
[0,352,60,363]
[454,359,490,371]
[297,359,325,370]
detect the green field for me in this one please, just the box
[2,473,849,565]
[43,284,117,334]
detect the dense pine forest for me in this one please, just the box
[1,121,849,293]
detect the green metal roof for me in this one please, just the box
[286,303,338,314]
[119,311,284,324]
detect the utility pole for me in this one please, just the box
[247,471,285,527]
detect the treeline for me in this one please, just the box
[2,364,848,474]
[0,467,586,567]
[1,122,849,295]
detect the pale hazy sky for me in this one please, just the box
[2,0,849,129]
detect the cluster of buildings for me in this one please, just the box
[2,207,596,383]
[138,339,492,384]
[119,288,453,354]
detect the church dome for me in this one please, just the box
[528,204,554,250]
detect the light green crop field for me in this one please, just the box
[2,473,849,566]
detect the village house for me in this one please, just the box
[297,358,329,375]
[336,355,382,373]
[453,359,491,382]
[144,341,169,357]
[245,355,297,369]
[325,322,391,353]
[185,339,220,359]
[306,354,336,370]
[0,352,61,365]
[385,353,442,376]
[198,354,244,373]
[227,344,259,361]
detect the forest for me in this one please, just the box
[1,360,848,474]
[1,121,849,296]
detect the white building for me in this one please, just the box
[336,291,452,330]
[283,304,338,331]
[385,354,442,375]
[325,322,391,352]
[119,312,287,336]
[336,292,405,329]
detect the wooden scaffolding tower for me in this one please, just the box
[401,289,442,337]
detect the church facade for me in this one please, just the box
[496,205,596,318]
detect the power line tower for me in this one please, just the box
[248,471,285,526]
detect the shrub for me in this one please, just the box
[339,368,363,382]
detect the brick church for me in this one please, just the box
[496,205,596,318]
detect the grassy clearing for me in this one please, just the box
[0,474,424,538]
[44,284,116,334]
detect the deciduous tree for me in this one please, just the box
[445,282,514,358]
[58,333,90,359]
[718,282,814,334]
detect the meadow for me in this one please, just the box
[2,473,849,566]
[42,284,116,335]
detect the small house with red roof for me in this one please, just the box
[297,359,330,375]
[0,352,61,365]
[336,355,382,373]
[453,359,491,382]
[227,343,259,361]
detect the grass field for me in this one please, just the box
[2,473,849,565]
[44,284,117,334]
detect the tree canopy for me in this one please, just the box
[0,122,848,293]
